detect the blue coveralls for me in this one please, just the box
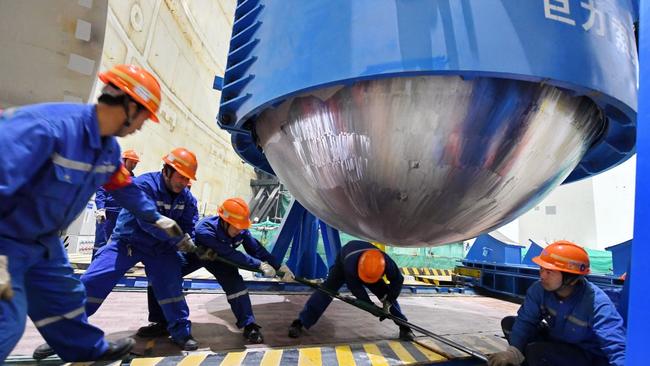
[0,103,161,362]
[298,240,408,329]
[81,172,198,342]
[93,172,133,258]
[147,216,282,329]
[509,280,626,366]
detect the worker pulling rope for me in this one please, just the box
[196,247,489,363]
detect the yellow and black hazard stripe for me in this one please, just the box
[400,268,454,277]
[127,339,447,366]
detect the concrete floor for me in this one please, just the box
[11,290,518,359]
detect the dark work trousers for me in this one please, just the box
[501,316,609,366]
[147,253,256,328]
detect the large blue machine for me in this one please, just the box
[215,1,648,361]
[218,1,636,176]
[216,0,637,249]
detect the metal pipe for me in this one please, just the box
[198,250,489,362]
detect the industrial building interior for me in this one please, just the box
[0,0,648,365]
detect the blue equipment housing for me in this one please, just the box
[521,240,544,266]
[217,0,637,183]
[461,236,625,317]
[605,239,632,277]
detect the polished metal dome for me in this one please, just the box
[256,76,604,247]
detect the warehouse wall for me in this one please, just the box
[100,0,255,216]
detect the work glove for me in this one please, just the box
[95,209,106,223]
[380,295,392,312]
[196,246,218,261]
[259,262,276,277]
[377,295,392,321]
[154,215,183,237]
[0,255,14,301]
[175,233,197,253]
[279,264,295,282]
[487,346,525,366]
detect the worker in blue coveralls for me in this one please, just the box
[32,147,201,359]
[93,149,140,259]
[488,240,626,366]
[136,197,295,344]
[288,240,415,341]
[0,64,185,362]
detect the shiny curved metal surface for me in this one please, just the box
[256,76,604,247]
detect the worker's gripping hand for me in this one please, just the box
[154,215,183,237]
[279,264,295,282]
[196,246,218,261]
[176,233,197,253]
[0,255,14,301]
[487,346,525,366]
[381,295,392,314]
[95,209,106,224]
[259,262,276,277]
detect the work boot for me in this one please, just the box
[97,337,135,360]
[243,323,264,344]
[33,338,135,361]
[136,322,169,338]
[288,319,303,338]
[399,326,416,341]
[33,343,55,360]
[172,336,199,351]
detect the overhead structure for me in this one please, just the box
[0,0,108,108]
[216,0,637,247]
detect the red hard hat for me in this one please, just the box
[358,249,386,283]
[162,147,197,180]
[122,149,140,162]
[218,197,252,230]
[99,64,161,122]
[532,240,591,275]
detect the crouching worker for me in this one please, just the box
[33,148,200,359]
[488,241,626,366]
[288,240,415,341]
[1,64,182,363]
[136,197,294,344]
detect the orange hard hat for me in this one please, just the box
[98,64,161,122]
[122,149,140,162]
[532,240,590,275]
[218,197,252,230]
[162,147,197,180]
[358,249,386,283]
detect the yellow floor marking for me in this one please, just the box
[413,342,447,362]
[260,349,283,366]
[177,353,209,366]
[363,343,389,366]
[388,341,417,363]
[335,345,357,366]
[298,347,322,366]
[220,351,246,366]
[130,358,164,366]
[423,268,431,275]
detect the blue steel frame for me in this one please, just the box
[75,274,467,296]
[270,200,342,279]
[627,2,650,363]
[462,238,624,308]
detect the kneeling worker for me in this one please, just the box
[488,240,626,366]
[136,197,294,344]
[288,240,414,341]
